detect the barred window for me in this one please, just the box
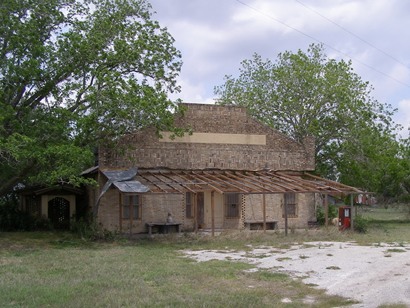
[185,192,193,218]
[225,193,240,218]
[122,195,141,220]
[283,193,297,217]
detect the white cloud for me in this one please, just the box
[397,99,410,135]
[150,0,410,128]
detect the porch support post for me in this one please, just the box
[284,195,288,236]
[350,194,354,231]
[211,191,215,237]
[119,194,122,233]
[129,195,133,237]
[324,193,329,227]
[262,193,266,233]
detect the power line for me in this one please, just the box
[234,0,410,88]
[294,0,409,69]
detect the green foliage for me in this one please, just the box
[0,193,51,231]
[316,204,338,225]
[0,0,183,195]
[70,218,116,241]
[353,215,369,233]
[215,44,408,199]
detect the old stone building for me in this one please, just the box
[92,103,360,234]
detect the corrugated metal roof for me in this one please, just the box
[113,181,150,193]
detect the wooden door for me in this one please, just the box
[197,192,204,228]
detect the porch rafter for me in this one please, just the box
[101,168,363,195]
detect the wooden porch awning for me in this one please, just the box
[133,169,363,195]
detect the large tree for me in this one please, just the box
[0,0,183,195]
[215,44,406,197]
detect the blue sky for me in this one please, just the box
[150,0,410,137]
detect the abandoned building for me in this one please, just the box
[85,103,361,234]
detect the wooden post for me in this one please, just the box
[350,194,354,231]
[284,196,288,236]
[262,193,266,233]
[211,191,215,237]
[119,194,122,233]
[129,196,133,237]
[324,193,329,227]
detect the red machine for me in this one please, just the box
[338,206,351,230]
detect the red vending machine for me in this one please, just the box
[338,206,351,230]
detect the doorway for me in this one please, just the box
[48,197,70,229]
[196,192,204,228]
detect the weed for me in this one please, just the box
[385,248,407,253]
[326,266,341,270]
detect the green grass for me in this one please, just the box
[1,206,409,308]
[0,232,357,308]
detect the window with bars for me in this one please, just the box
[185,192,193,218]
[225,193,240,218]
[122,195,141,220]
[283,192,297,217]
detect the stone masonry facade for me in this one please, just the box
[100,103,315,171]
[97,103,318,233]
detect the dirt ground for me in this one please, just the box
[183,241,410,307]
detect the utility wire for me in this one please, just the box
[294,0,409,69]
[235,0,410,88]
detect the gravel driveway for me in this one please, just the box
[183,241,410,307]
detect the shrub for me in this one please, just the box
[316,204,338,225]
[70,218,115,241]
[353,215,368,233]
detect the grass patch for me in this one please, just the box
[385,248,407,253]
[0,232,357,308]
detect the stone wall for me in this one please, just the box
[98,190,317,233]
[100,103,315,171]
[243,193,317,229]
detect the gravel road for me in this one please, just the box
[184,241,410,307]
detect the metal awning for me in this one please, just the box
[113,181,150,193]
[130,169,363,195]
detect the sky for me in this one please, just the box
[149,0,410,137]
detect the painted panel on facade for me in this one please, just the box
[159,132,266,145]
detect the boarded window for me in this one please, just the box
[185,192,193,218]
[283,193,297,217]
[225,193,240,218]
[122,195,141,220]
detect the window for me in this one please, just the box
[122,195,141,220]
[25,196,41,217]
[225,193,240,218]
[185,192,193,218]
[283,193,297,217]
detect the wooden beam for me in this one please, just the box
[119,193,122,233]
[166,171,201,193]
[284,195,288,236]
[129,195,133,236]
[230,171,278,193]
[350,194,354,231]
[190,171,225,194]
[255,171,300,192]
[211,171,250,193]
[324,193,329,227]
[137,173,168,193]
